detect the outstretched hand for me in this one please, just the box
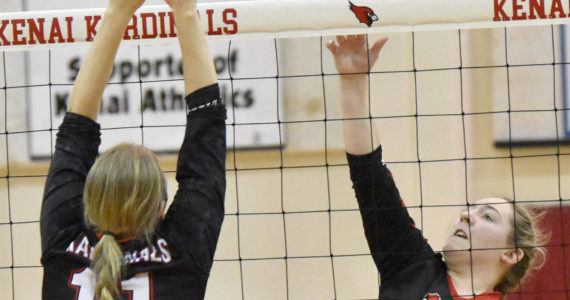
[328,35,386,154]
[165,0,197,12]
[326,35,388,74]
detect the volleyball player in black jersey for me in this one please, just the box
[326,35,546,300]
[40,0,225,299]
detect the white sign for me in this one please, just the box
[28,38,284,158]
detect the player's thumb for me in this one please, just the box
[369,36,388,67]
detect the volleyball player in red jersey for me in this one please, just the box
[327,35,546,300]
[40,0,225,299]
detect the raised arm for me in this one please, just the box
[326,35,387,155]
[162,0,226,275]
[167,0,217,94]
[68,0,145,120]
[327,36,436,286]
[41,1,145,252]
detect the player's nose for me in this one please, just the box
[460,210,471,224]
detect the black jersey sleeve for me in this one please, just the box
[40,113,101,254]
[347,146,435,282]
[163,83,226,274]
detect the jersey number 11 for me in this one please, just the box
[69,268,151,300]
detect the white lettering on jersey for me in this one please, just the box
[75,236,90,258]
[140,248,150,262]
[157,238,172,263]
[124,252,133,264]
[65,233,172,265]
[65,241,75,253]
[132,250,141,263]
[122,238,172,265]
[66,234,94,260]
[150,246,162,262]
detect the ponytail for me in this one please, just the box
[84,143,166,298]
[92,234,123,300]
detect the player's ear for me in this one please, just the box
[500,248,524,266]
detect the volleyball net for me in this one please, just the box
[1,0,570,299]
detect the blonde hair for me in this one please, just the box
[496,198,549,294]
[84,143,166,299]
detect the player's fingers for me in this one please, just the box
[369,36,389,66]
[348,34,365,42]
[326,40,338,55]
[370,37,388,53]
[355,35,367,47]
[337,35,347,45]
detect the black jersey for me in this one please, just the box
[40,84,226,300]
[347,147,502,300]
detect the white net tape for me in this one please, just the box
[2,0,570,51]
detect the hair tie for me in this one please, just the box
[102,231,116,238]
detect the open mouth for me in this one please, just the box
[454,229,468,239]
